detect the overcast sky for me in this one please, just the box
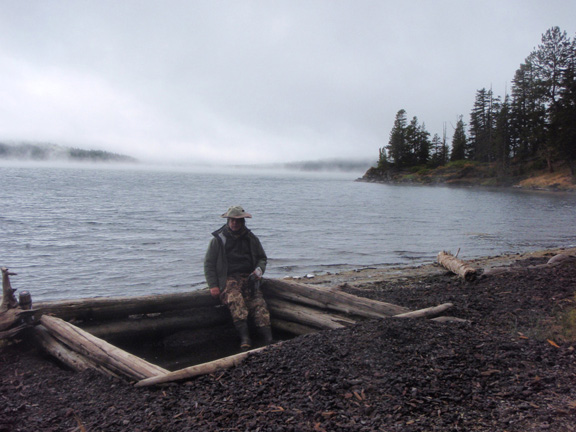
[1,1,575,165]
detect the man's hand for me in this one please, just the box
[210,287,221,298]
[251,267,263,280]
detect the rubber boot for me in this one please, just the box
[258,325,273,345]
[234,320,252,351]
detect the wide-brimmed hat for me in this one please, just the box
[221,205,252,219]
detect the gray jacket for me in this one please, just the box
[204,225,267,290]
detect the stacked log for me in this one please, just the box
[35,315,168,381]
[29,277,454,384]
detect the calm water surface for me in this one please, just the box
[1,162,575,301]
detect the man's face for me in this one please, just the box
[228,218,244,232]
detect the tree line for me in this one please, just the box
[379,27,576,177]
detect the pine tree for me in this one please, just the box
[416,122,431,165]
[429,133,443,167]
[531,26,575,172]
[494,94,512,176]
[510,57,546,161]
[450,116,467,161]
[386,109,408,167]
[550,37,576,177]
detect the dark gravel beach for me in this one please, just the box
[1,251,575,431]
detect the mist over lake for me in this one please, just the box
[2,162,575,302]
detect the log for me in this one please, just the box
[262,278,409,317]
[1,268,37,339]
[270,318,318,336]
[35,289,218,321]
[1,267,19,311]
[431,316,470,323]
[135,346,270,387]
[80,306,230,341]
[266,297,356,330]
[0,323,29,339]
[33,325,122,377]
[0,309,36,332]
[437,251,477,281]
[40,315,169,381]
[393,303,454,319]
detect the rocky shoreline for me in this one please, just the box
[1,247,575,431]
[358,163,576,192]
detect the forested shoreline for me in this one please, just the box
[369,27,576,187]
[0,142,137,163]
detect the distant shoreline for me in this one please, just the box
[0,142,137,164]
[357,162,576,192]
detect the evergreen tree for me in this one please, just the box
[404,116,420,167]
[386,109,408,167]
[550,37,576,176]
[469,88,495,162]
[416,122,431,165]
[403,117,430,166]
[494,94,513,176]
[510,57,546,161]
[450,116,467,161]
[429,133,443,167]
[531,26,575,171]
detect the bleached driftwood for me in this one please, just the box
[262,278,409,317]
[437,251,478,281]
[135,346,271,388]
[33,325,119,375]
[39,315,168,382]
[393,303,454,319]
[431,316,470,323]
[35,289,218,322]
[1,267,37,339]
[266,297,356,330]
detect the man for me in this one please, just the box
[204,205,273,351]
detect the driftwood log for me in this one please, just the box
[135,345,273,388]
[1,267,37,339]
[38,315,169,382]
[35,289,219,322]
[393,303,454,319]
[80,306,231,342]
[437,251,478,281]
[262,278,409,317]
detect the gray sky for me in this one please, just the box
[1,1,575,165]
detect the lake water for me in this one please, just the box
[1,161,575,302]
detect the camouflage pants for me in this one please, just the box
[220,274,271,327]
